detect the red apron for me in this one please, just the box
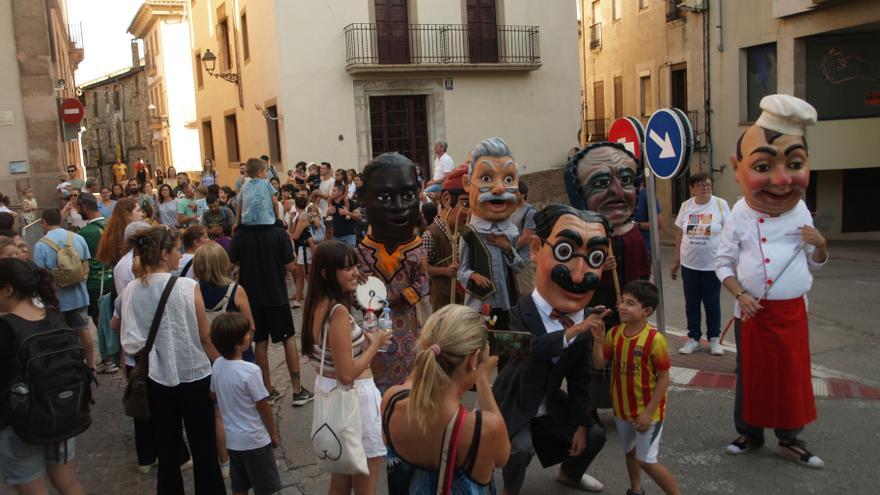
[740,297,816,429]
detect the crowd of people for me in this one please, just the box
[0,94,831,495]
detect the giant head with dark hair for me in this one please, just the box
[361,152,421,251]
[565,142,640,233]
[531,203,610,314]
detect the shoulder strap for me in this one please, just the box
[437,406,467,495]
[210,283,236,312]
[462,410,483,475]
[318,303,345,377]
[716,197,725,224]
[181,258,194,277]
[381,389,411,450]
[39,236,61,252]
[140,276,178,373]
[66,231,75,247]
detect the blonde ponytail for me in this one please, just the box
[407,304,488,432]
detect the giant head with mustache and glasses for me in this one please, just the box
[531,204,610,314]
[566,143,640,235]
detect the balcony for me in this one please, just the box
[666,0,686,22]
[344,23,541,74]
[589,22,601,50]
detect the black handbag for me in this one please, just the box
[122,276,178,420]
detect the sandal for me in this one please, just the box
[776,441,825,469]
[724,435,763,455]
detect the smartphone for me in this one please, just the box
[488,330,532,358]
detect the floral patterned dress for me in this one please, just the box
[357,235,429,393]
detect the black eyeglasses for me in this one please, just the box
[539,238,606,268]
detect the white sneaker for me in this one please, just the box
[137,461,157,474]
[710,338,724,355]
[678,339,700,354]
[557,471,603,492]
[219,460,229,478]
[180,459,194,471]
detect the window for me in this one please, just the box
[746,43,776,122]
[266,105,281,163]
[612,0,622,21]
[195,52,204,88]
[93,93,98,116]
[805,32,880,120]
[241,13,250,61]
[218,17,232,71]
[666,0,684,22]
[224,113,240,162]
[202,119,215,160]
[134,121,142,145]
[613,76,623,119]
[113,90,120,111]
[639,0,649,9]
[639,75,651,116]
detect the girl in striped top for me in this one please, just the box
[300,240,391,493]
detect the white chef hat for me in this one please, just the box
[755,94,817,136]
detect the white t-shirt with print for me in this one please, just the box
[675,195,731,271]
[211,358,271,451]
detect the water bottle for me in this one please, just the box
[363,309,377,333]
[378,307,393,353]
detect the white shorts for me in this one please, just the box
[614,417,664,464]
[295,245,311,266]
[314,375,386,458]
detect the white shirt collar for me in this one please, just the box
[530,289,585,333]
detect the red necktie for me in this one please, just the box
[549,309,574,329]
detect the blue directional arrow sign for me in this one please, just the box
[644,108,693,180]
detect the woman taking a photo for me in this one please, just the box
[301,240,391,495]
[96,197,144,267]
[156,184,178,228]
[382,304,510,494]
[0,259,88,495]
[120,226,224,493]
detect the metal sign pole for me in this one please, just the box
[645,168,665,334]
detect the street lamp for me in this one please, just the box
[147,103,169,127]
[201,49,238,84]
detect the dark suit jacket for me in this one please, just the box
[492,293,595,439]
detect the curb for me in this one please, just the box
[669,367,880,400]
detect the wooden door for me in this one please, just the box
[369,95,430,180]
[375,0,410,64]
[467,0,498,63]
[593,81,605,139]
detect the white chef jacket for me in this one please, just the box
[715,199,827,318]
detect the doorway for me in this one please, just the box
[375,0,410,64]
[467,0,498,63]
[369,95,430,180]
[670,64,689,212]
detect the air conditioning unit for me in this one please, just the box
[679,0,707,13]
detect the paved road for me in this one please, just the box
[3,248,879,494]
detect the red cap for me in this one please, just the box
[442,165,468,191]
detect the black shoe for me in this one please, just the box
[292,387,314,407]
[725,435,764,455]
[267,388,282,404]
[627,489,645,495]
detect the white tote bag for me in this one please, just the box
[310,307,369,475]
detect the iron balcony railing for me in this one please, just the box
[585,118,609,142]
[589,22,601,49]
[666,0,686,22]
[344,23,540,66]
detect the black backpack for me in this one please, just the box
[2,312,94,445]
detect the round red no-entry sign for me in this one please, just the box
[60,98,85,125]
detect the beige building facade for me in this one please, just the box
[188,0,581,187]
[581,0,880,240]
[579,0,711,235]
[0,0,84,208]
[709,0,880,240]
[128,0,201,177]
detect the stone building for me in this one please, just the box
[0,0,84,207]
[580,0,880,241]
[79,41,154,187]
[188,0,581,186]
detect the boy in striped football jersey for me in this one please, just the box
[591,280,681,495]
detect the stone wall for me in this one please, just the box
[519,167,569,209]
[80,66,153,187]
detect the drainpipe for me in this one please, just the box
[715,0,723,52]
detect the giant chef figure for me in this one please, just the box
[716,94,828,469]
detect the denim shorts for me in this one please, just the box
[61,307,89,330]
[0,426,76,485]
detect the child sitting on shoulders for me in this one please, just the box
[237,157,280,226]
[591,280,681,495]
[210,313,282,495]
